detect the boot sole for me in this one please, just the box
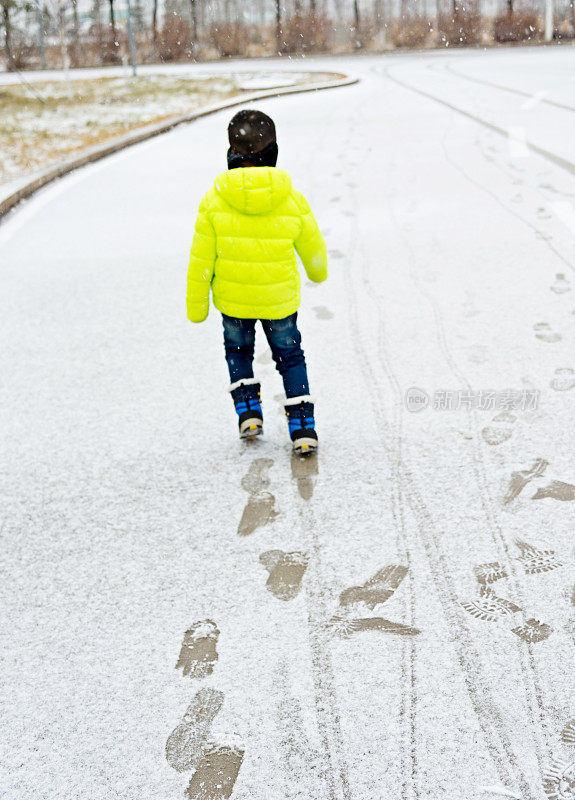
[293,437,318,455]
[240,421,264,439]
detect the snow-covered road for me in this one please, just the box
[1,47,574,800]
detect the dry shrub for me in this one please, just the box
[10,39,34,70]
[493,10,542,42]
[438,7,482,46]
[158,15,192,61]
[279,13,333,53]
[389,16,433,48]
[100,31,125,64]
[556,16,575,40]
[209,20,249,57]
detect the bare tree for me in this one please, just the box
[353,0,361,46]
[1,0,17,69]
[275,0,281,48]
[189,0,197,41]
[71,0,80,65]
[108,0,116,36]
[151,0,157,42]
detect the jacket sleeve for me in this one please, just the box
[186,194,216,323]
[293,190,328,283]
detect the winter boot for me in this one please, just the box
[284,396,318,454]
[229,378,263,439]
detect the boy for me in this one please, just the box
[186,109,327,454]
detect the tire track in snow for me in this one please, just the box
[302,499,353,800]
[443,61,575,116]
[341,109,537,796]
[347,251,537,799]
[390,67,571,785]
[286,107,353,800]
[383,126,554,784]
[360,242,419,800]
[330,109,420,800]
[428,124,570,781]
[383,65,575,184]
[464,125,575,277]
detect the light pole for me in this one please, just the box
[126,0,137,76]
[544,0,554,41]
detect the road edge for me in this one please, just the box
[0,73,358,221]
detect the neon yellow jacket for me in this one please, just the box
[186,167,327,322]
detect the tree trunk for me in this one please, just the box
[507,0,513,15]
[275,0,281,50]
[353,0,361,47]
[71,0,80,66]
[108,0,116,35]
[152,0,157,42]
[2,3,14,70]
[310,0,316,14]
[58,5,72,99]
[189,0,197,41]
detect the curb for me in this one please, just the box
[0,73,358,221]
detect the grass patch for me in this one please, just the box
[0,73,326,184]
[0,75,241,182]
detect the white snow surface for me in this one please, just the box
[1,46,574,800]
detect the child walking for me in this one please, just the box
[186,109,327,453]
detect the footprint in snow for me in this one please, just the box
[551,273,571,294]
[481,412,516,446]
[238,492,279,537]
[339,564,408,610]
[313,305,334,320]
[259,550,309,601]
[550,368,575,392]
[185,743,245,800]
[241,458,273,494]
[329,565,419,637]
[329,615,420,638]
[503,457,548,505]
[474,562,508,585]
[291,449,318,501]
[515,539,564,573]
[537,207,552,219]
[330,196,341,203]
[166,688,224,773]
[461,586,521,622]
[511,619,553,643]
[238,459,279,536]
[561,720,575,744]
[534,322,562,343]
[543,756,575,800]
[532,480,575,502]
[176,620,220,679]
[328,249,344,259]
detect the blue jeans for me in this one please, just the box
[222,313,310,398]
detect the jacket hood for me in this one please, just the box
[214,167,292,215]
